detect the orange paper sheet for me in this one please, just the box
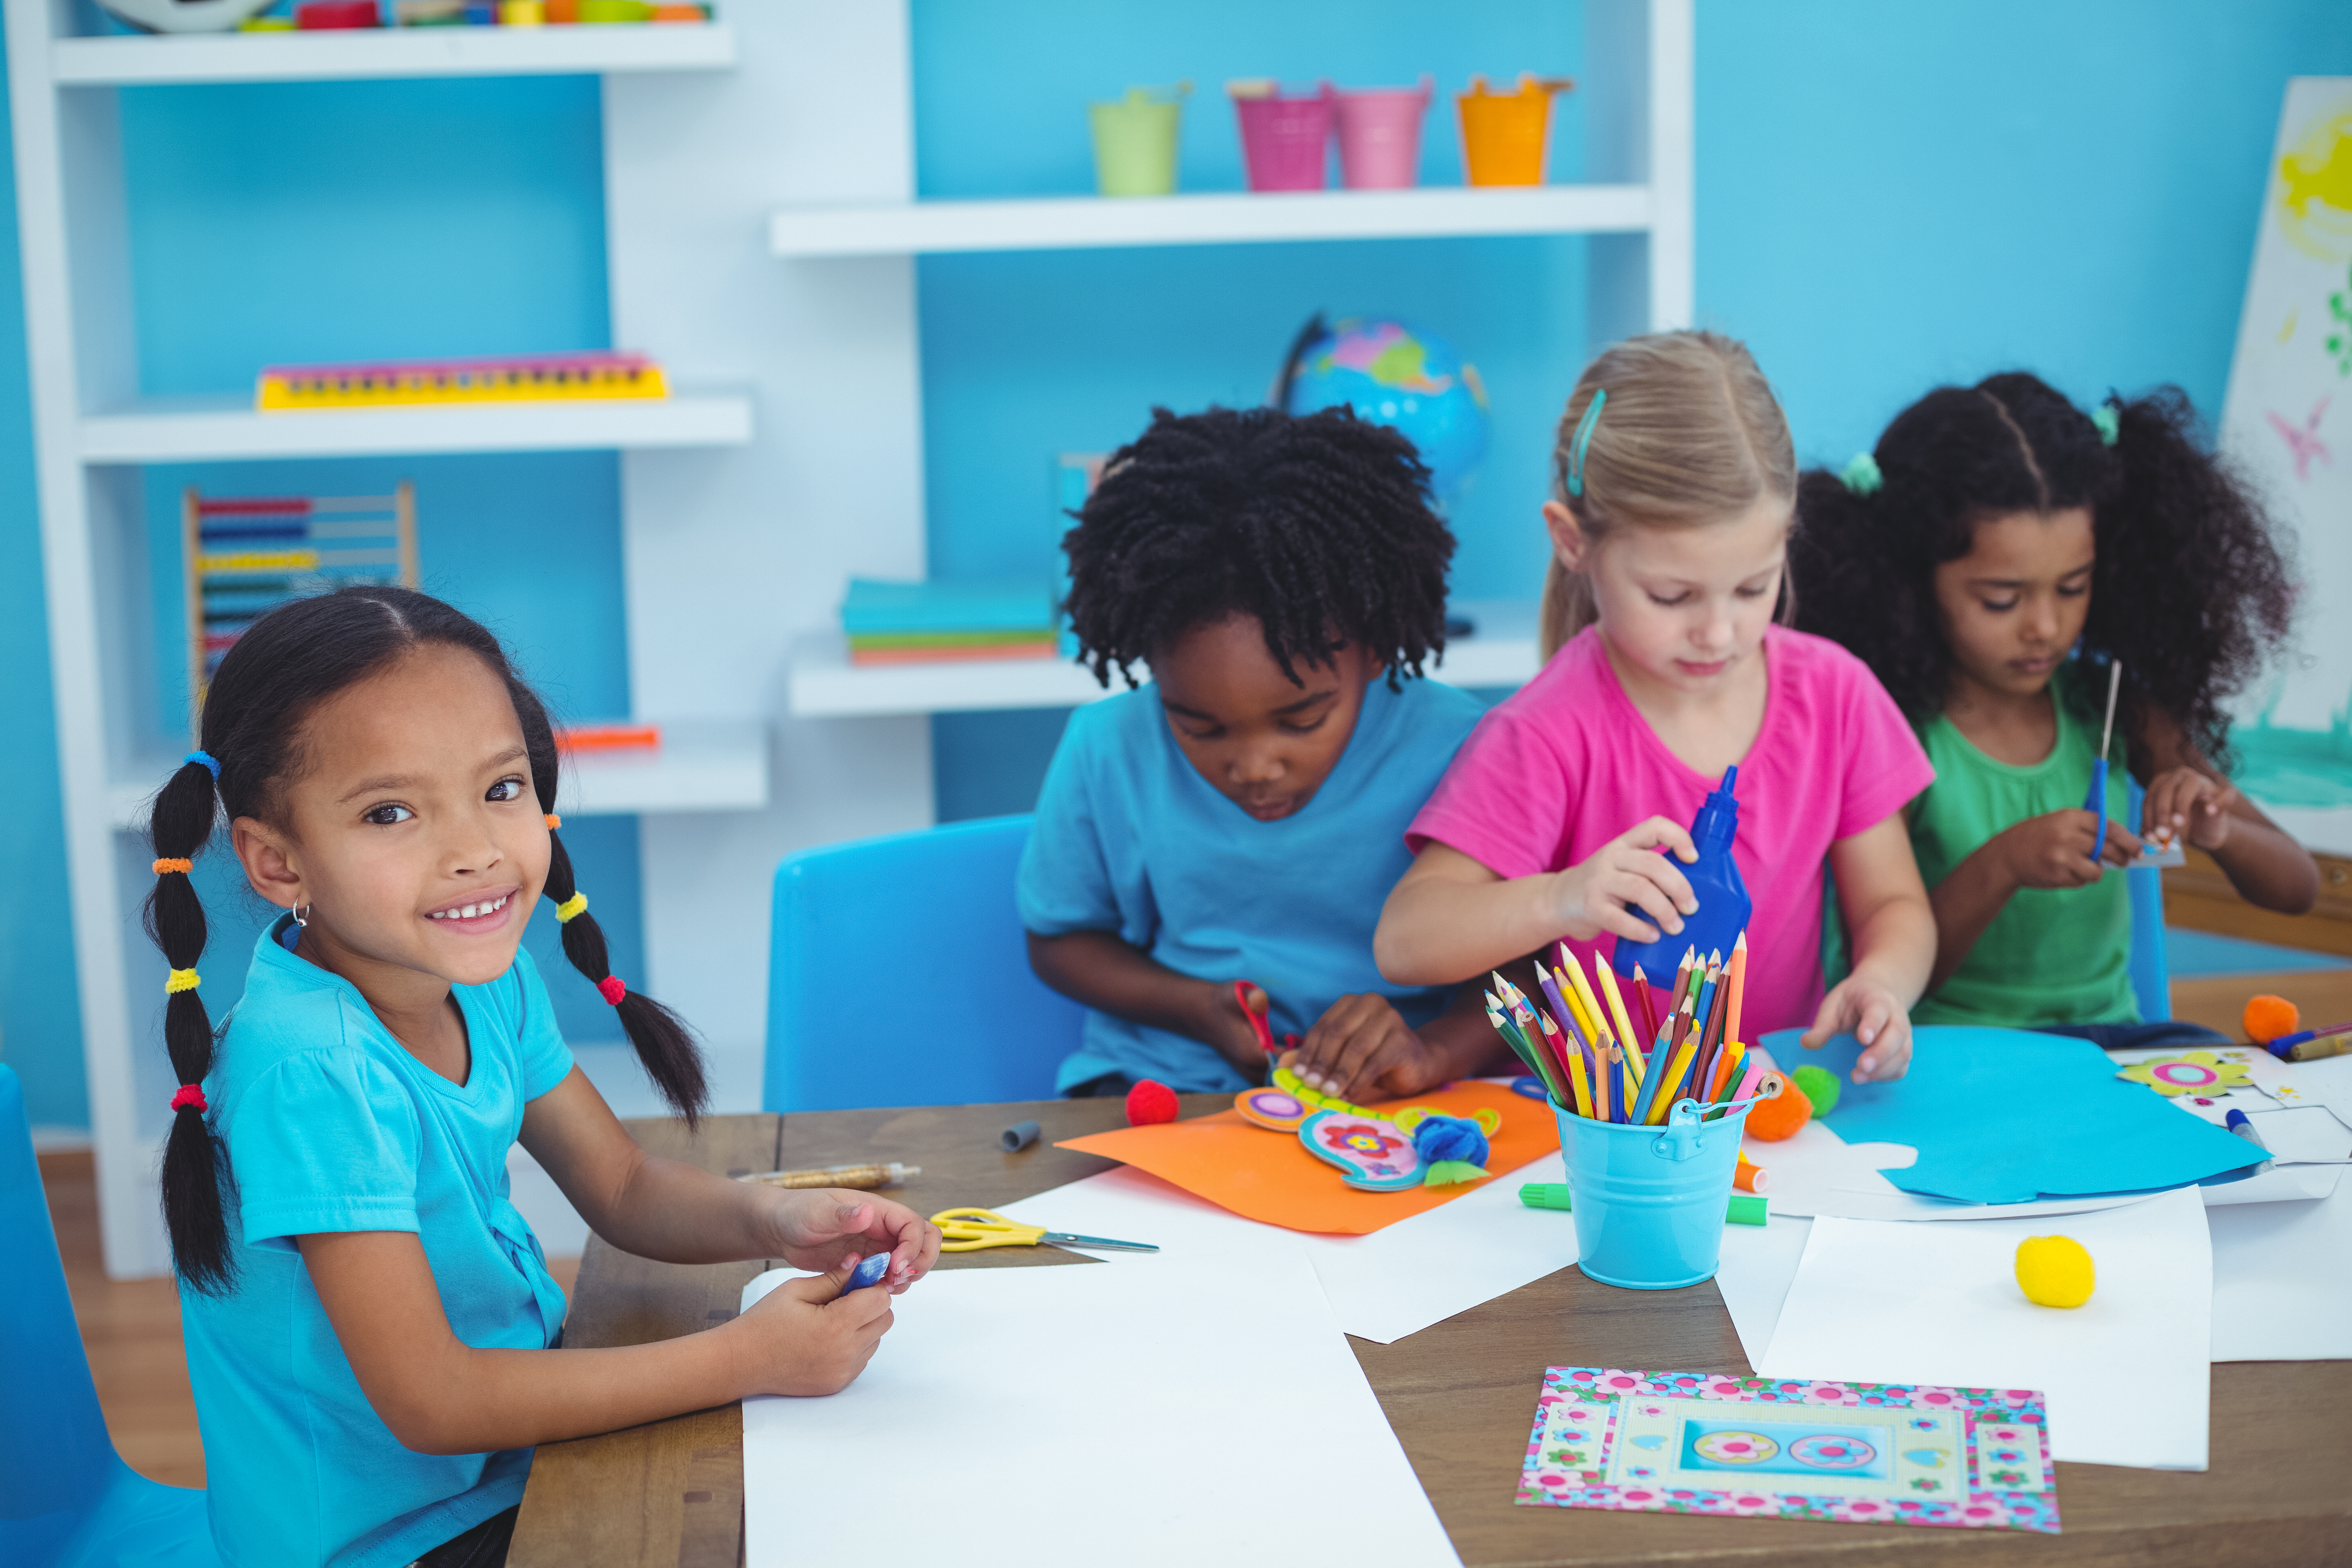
[1055,1082,1557,1236]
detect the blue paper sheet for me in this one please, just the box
[1758,1025,2263,1205]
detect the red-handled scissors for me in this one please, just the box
[1234,980,1299,1065]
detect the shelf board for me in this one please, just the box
[76,388,753,463]
[769,185,1653,258]
[50,23,736,87]
[105,718,766,830]
[786,600,1542,718]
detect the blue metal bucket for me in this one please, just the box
[1552,1097,1753,1290]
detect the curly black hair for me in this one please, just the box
[1062,404,1455,690]
[1788,372,2294,772]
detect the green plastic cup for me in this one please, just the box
[1089,85,1189,198]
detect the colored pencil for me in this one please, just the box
[1564,953,1635,1095]
[1631,963,1661,1050]
[1673,946,1695,1006]
[1561,1025,1595,1118]
[1537,966,1583,1050]
[1726,930,1749,1048]
[1591,1027,1613,1123]
[1642,1026,1702,1125]
[1707,1040,1746,1103]
[1595,958,1643,1074]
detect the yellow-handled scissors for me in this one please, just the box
[930,1206,1159,1254]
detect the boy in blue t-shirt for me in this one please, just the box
[1019,405,1503,1102]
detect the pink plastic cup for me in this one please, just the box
[1334,76,1432,190]
[1229,81,1335,192]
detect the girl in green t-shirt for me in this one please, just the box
[1787,372,2318,1048]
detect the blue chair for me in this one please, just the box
[765,815,1087,1111]
[0,1065,220,1568]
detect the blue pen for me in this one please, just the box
[2083,659,2122,862]
[2224,1108,2273,1173]
[836,1251,891,1299]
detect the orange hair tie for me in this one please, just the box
[152,858,194,875]
[544,814,562,829]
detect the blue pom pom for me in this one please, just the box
[1411,1114,1489,1168]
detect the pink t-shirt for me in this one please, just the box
[1407,623,1934,1037]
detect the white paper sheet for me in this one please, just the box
[2210,1168,2352,1361]
[1756,1187,2211,1470]
[1711,1211,1812,1367]
[990,1151,1577,1344]
[738,1248,1461,1568]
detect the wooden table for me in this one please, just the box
[510,1097,2352,1567]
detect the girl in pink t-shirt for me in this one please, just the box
[1349,331,1937,1093]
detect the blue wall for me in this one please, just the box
[3,2,2348,1128]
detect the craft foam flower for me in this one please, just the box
[1320,1120,1408,1159]
[2116,1050,2253,1097]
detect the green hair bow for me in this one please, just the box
[1840,452,1883,496]
[2091,403,2120,446]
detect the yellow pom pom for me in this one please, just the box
[2014,1234,2096,1308]
[165,968,201,994]
[555,892,589,923]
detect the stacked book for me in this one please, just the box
[840,578,1059,667]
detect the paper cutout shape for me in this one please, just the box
[1234,1087,1311,1131]
[1762,1026,2263,1205]
[1300,1110,1424,1191]
[1055,1081,1553,1235]
[1515,1366,2058,1533]
[2115,1050,2254,1098]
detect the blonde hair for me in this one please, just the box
[1539,330,1798,659]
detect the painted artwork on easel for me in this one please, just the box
[2220,78,2352,841]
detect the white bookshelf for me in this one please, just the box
[51,20,735,85]
[78,388,753,463]
[770,184,1653,258]
[787,599,1544,719]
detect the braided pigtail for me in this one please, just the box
[143,751,234,1293]
[517,694,708,1126]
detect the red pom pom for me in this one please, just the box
[1125,1079,1179,1126]
[597,974,628,1006]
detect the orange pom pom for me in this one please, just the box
[1743,1083,1812,1142]
[2243,994,2299,1045]
[1125,1079,1180,1126]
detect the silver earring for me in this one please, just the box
[293,904,310,929]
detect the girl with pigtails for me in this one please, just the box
[1789,373,2318,1048]
[146,585,938,1568]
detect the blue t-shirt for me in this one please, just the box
[178,918,576,1568]
[1018,674,1486,1093]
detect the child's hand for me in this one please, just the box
[1799,975,1913,1082]
[766,1194,941,1294]
[1997,810,2140,889]
[2142,766,2237,853]
[731,1261,895,1396]
[1283,993,1450,1104]
[1544,817,1700,944]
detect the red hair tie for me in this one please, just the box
[170,1083,207,1114]
[597,975,627,1006]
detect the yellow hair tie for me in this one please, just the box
[544,814,562,829]
[555,892,589,923]
[152,858,194,875]
[166,968,201,994]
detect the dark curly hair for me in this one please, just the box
[1788,372,2293,771]
[1062,404,1455,690]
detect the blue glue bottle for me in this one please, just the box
[1610,765,1753,981]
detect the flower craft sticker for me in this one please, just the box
[2115,1051,2253,1098]
[1516,1368,2058,1534]
[1298,1109,1425,1191]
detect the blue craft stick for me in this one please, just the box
[836,1252,891,1299]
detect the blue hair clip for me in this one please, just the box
[1840,453,1883,496]
[184,750,221,782]
[1565,389,1607,498]
[2091,402,2120,447]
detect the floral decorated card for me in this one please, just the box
[1516,1368,2058,1534]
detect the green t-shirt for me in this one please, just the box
[1909,670,2136,1028]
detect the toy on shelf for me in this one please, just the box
[99,0,276,31]
[1276,313,1490,503]
[255,352,669,412]
[1228,80,1335,191]
[1332,76,1432,189]
[838,577,1058,668]
[1089,85,1189,198]
[1456,74,1573,186]
[555,722,661,753]
[183,485,417,731]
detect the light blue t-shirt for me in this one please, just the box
[179,918,576,1568]
[1018,674,1486,1093]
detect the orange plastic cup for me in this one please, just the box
[1457,74,1574,187]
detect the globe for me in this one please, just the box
[1280,316,1491,503]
